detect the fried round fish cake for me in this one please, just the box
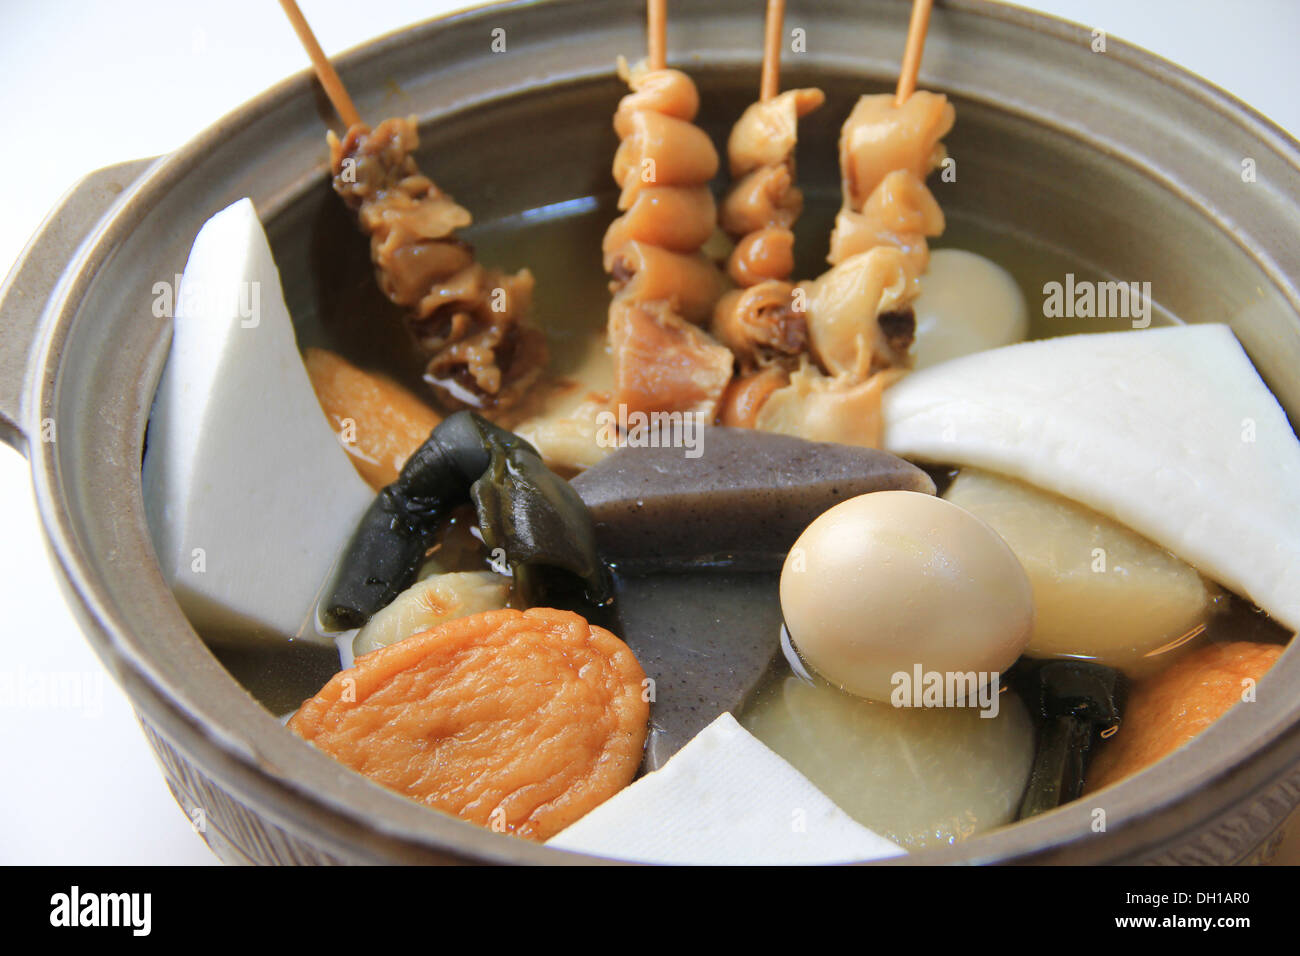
[1086,641,1284,792]
[290,607,648,841]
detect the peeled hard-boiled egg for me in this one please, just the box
[911,249,1028,369]
[780,491,1034,702]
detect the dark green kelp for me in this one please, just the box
[1015,659,1127,819]
[323,411,609,629]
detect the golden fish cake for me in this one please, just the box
[1087,641,1284,792]
[289,608,649,841]
[304,347,441,491]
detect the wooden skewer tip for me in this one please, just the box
[647,0,668,71]
[760,0,786,101]
[278,0,362,128]
[896,0,934,106]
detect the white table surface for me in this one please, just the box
[2,0,1298,865]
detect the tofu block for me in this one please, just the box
[548,713,904,864]
[883,325,1300,632]
[142,199,375,647]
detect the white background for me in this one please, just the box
[1,0,1298,865]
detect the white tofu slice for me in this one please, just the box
[142,198,374,648]
[883,324,1300,631]
[547,712,904,864]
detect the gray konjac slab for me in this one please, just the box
[613,569,784,772]
[573,426,937,571]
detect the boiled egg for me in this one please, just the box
[911,249,1028,369]
[780,491,1034,702]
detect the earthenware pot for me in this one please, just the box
[2,0,1298,864]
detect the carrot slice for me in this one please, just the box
[289,607,648,841]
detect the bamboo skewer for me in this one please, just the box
[647,0,668,70]
[895,0,933,106]
[277,0,362,128]
[760,0,786,101]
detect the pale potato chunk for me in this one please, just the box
[352,572,511,657]
[741,675,1034,848]
[944,468,1218,674]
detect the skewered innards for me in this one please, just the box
[323,77,956,457]
[732,89,953,448]
[830,91,953,283]
[604,59,735,422]
[329,117,547,411]
[712,87,823,373]
[598,60,955,449]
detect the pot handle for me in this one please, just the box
[0,157,156,455]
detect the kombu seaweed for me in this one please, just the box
[323,411,609,629]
